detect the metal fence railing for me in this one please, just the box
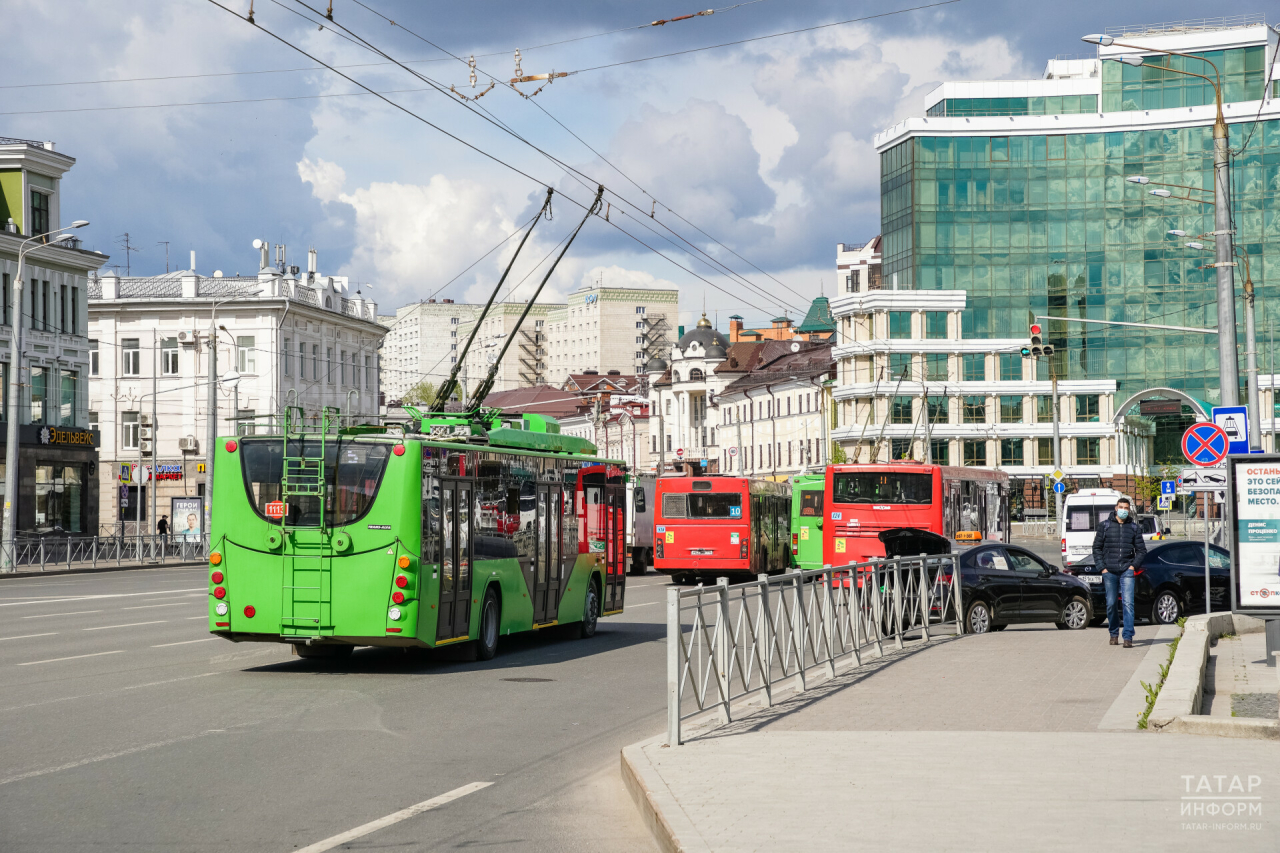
[0,535,209,573]
[666,556,962,745]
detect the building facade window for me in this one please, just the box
[89,340,99,376]
[365,356,373,388]
[925,353,948,381]
[60,369,76,426]
[1,273,9,327]
[962,395,986,424]
[1037,437,1055,466]
[999,353,1022,382]
[846,269,860,293]
[1036,395,1054,423]
[30,190,49,237]
[999,395,1023,423]
[161,338,179,375]
[963,440,987,466]
[888,311,912,339]
[888,353,912,381]
[340,350,348,385]
[30,366,47,424]
[891,396,913,424]
[283,338,292,376]
[122,411,140,450]
[351,353,360,389]
[962,353,985,382]
[930,439,949,465]
[122,339,140,376]
[237,409,256,437]
[1000,438,1023,466]
[1077,437,1100,465]
[890,438,912,460]
[237,336,256,374]
[1076,394,1100,422]
[926,396,948,423]
[326,347,334,384]
[924,311,947,339]
[312,345,320,380]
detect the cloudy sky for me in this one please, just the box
[7,0,1229,328]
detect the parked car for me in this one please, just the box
[1064,541,1231,625]
[1136,514,1170,541]
[956,543,1094,634]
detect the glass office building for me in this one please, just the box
[876,19,1280,406]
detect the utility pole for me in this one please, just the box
[151,331,157,547]
[157,241,170,274]
[116,232,137,277]
[658,406,666,475]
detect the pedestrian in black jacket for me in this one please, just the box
[1091,498,1145,647]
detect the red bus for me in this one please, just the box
[823,464,1010,565]
[654,476,791,583]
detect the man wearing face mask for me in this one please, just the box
[1091,497,1145,648]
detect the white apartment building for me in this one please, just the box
[0,136,106,534]
[378,299,480,403]
[88,247,385,529]
[544,284,679,385]
[458,301,562,395]
[714,343,834,480]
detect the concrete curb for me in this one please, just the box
[1164,715,1280,740]
[1150,613,1263,731]
[621,737,711,853]
[0,560,206,580]
[1098,623,1181,730]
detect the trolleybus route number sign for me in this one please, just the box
[265,500,285,519]
[1182,422,1229,467]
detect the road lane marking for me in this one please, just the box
[22,609,103,619]
[152,638,219,647]
[186,616,208,620]
[0,671,217,714]
[83,621,167,631]
[0,588,206,607]
[0,633,57,641]
[625,602,657,608]
[0,729,213,786]
[17,650,123,666]
[122,602,198,610]
[295,782,493,853]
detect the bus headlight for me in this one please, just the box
[215,602,229,616]
[388,607,402,622]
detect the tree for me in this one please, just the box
[830,442,847,464]
[403,380,439,406]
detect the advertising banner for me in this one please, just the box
[171,497,204,539]
[1229,457,1280,615]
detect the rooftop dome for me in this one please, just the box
[676,313,729,354]
[644,355,669,374]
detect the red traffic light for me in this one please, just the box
[1029,323,1042,336]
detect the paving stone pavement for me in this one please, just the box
[1204,631,1276,718]
[625,623,1280,851]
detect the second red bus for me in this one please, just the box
[654,476,791,583]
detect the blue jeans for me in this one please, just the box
[1103,569,1135,641]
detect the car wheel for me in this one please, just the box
[965,600,992,634]
[476,588,500,661]
[578,580,600,639]
[1151,591,1181,625]
[1057,597,1090,630]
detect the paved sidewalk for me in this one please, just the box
[624,625,1280,851]
[1204,631,1276,717]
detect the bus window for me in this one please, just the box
[240,437,389,527]
[799,491,823,517]
[832,472,932,504]
[687,492,742,518]
[584,477,606,553]
[422,471,440,567]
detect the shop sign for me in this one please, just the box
[154,463,183,481]
[23,425,100,447]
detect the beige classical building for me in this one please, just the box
[544,284,677,386]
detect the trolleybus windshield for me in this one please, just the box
[239,437,390,527]
[832,472,932,505]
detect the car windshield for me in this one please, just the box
[832,472,932,504]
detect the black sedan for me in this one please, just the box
[957,544,1094,634]
[1065,541,1231,625]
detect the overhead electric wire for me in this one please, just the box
[282,0,806,316]
[245,0,796,318]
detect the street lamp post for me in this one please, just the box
[1085,34,1240,409]
[1,220,89,571]
[202,288,255,532]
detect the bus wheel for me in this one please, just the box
[579,580,600,639]
[294,643,354,659]
[477,588,500,661]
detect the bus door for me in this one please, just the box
[533,485,562,624]
[436,480,473,641]
[604,481,625,612]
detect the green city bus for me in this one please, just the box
[207,409,627,659]
[790,472,826,571]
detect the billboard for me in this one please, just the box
[171,497,204,539]
[1228,456,1280,616]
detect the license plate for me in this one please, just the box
[1080,575,1102,584]
[691,549,714,556]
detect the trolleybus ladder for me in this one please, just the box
[278,406,341,635]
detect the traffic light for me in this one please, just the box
[1028,323,1055,358]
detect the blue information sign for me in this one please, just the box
[1052,481,1066,494]
[1211,405,1250,455]
[1160,480,1175,496]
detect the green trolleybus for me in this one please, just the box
[789,472,825,571]
[206,408,627,659]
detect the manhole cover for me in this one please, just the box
[501,677,554,683]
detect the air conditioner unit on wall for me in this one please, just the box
[177,436,199,452]
[140,426,153,440]
[140,440,153,454]
[177,331,191,342]
[140,414,152,426]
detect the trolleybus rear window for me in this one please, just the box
[832,472,932,505]
[687,493,743,518]
[239,438,390,527]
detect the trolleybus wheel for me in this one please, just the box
[477,588,500,661]
[293,643,354,659]
[579,580,600,639]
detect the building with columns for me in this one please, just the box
[645,315,730,471]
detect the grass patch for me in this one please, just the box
[1137,616,1186,730]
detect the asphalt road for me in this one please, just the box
[0,566,670,852]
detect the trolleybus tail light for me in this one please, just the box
[393,444,405,456]
[391,591,405,604]
[210,551,222,566]
[386,627,402,633]
[225,440,237,453]
[216,622,229,627]
[243,605,256,618]
[397,555,411,569]
[213,586,226,599]
[215,602,229,616]
[394,574,408,588]
[211,570,224,584]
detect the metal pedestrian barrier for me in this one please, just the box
[666,555,963,746]
[0,535,210,573]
